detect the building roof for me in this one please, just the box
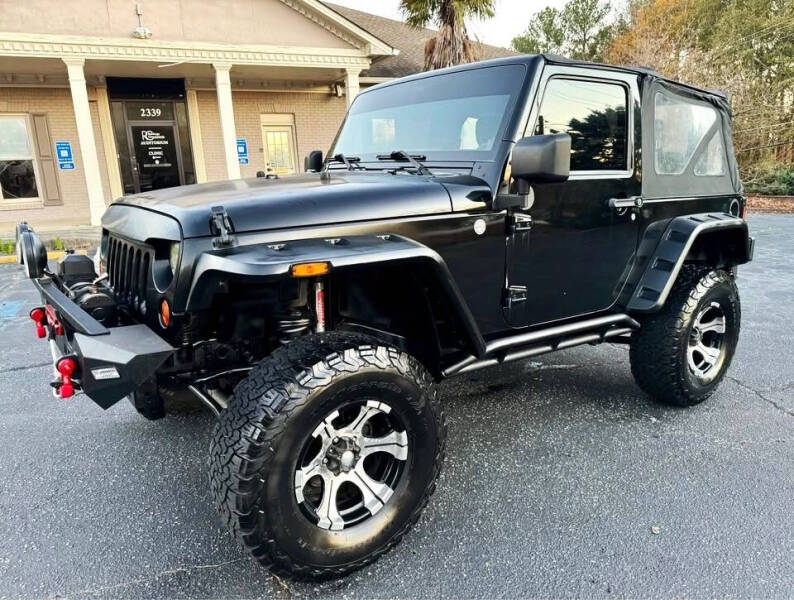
[323,2,517,78]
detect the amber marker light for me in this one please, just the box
[291,262,330,278]
[160,299,171,328]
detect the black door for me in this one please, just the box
[506,70,642,327]
[127,123,184,193]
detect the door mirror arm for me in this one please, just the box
[492,184,535,211]
[492,134,571,212]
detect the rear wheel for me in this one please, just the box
[209,332,445,578]
[630,267,740,406]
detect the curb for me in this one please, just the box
[0,249,87,265]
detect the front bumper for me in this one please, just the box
[32,277,174,409]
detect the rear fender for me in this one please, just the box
[627,213,754,313]
[185,234,486,357]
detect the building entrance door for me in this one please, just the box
[260,114,299,176]
[127,122,183,193]
[108,83,196,196]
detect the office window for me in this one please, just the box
[0,116,39,201]
[535,78,628,171]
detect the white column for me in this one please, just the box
[213,62,241,180]
[95,85,124,201]
[345,68,361,107]
[64,58,106,226]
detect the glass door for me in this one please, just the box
[261,124,298,176]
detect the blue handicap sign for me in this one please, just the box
[236,138,249,165]
[55,141,75,170]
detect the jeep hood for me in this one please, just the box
[112,172,454,238]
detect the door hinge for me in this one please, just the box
[510,213,532,233]
[503,285,528,307]
[210,206,235,248]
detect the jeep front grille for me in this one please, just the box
[106,236,152,311]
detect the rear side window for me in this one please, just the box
[535,78,628,171]
[694,131,726,176]
[654,93,722,175]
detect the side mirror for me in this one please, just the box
[304,150,323,173]
[511,133,571,183]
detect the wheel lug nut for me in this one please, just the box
[322,457,328,464]
[333,436,340,443]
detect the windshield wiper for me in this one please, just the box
[325,153,362,171]
[376,150,431,176]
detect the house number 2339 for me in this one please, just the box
[140,108,162,118]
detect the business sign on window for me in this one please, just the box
[138,128,172,168]
[55,141,75,170]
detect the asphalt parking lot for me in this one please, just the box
[0,213,792,599]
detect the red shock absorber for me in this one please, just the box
[29,307,46,339]
[314,281,326,333]
[56,357,76,399]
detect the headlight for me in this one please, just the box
[169,242,180,274]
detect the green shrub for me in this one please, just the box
[0,240,14,255]
[52,237,65,251]
[743,164,794,196]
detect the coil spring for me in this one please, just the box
[277,312,312,345]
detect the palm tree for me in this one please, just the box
[400,0,495,71]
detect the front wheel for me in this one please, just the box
[630,267,741,406]
[209,333,445,578]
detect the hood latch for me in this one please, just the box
[210,206,235,248]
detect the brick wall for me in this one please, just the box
[196,90,348,181]
[0,87,94,230]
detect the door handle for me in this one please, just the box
[609,196,643,209]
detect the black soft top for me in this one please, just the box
[542,54,742,198]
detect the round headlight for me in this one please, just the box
[169,242,180,274]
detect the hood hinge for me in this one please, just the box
[210,206,235,248]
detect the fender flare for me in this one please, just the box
[627,212,754,313]
[185,233,487,357]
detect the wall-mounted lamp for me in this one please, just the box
[132,3,152,39]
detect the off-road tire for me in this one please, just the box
[209,332,446,579]
[630,266,740,406]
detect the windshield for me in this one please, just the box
[331,64,526,163]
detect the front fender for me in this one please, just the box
[185,234,487,357]
[627,213,754,313]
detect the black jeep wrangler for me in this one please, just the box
[18,55,753,578]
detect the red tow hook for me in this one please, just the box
[56,357,76,399]
[29,307,46,339]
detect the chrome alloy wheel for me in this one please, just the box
[688,301,727,383]
[294,400,409,531]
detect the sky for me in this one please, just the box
[330,0,569,49]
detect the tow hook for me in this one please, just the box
[29,307,46,339]
[54,356,77,399]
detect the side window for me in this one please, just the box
[535,78,628,171]
[0,115,39,202]
[654,93,719,175]
[694,131,726,176]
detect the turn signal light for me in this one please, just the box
[56,357,76,398]
[160,299,171,328]
[291,262,330,278]
[29,307,46,338]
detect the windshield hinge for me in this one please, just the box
[510,213,532,233]
[210,206,235,248]
[503,285,528,307]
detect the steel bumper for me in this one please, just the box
[33,277,174,409]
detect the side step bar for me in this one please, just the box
[443,314,640,377]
